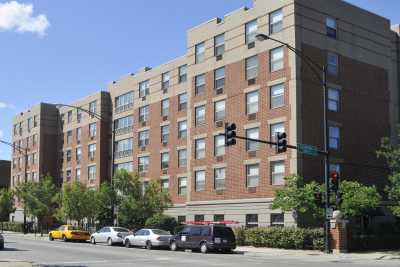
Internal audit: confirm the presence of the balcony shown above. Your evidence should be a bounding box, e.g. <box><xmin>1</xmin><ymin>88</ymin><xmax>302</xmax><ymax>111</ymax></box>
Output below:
<box><xmin>115</xmin><ymin>103</ymin><xmax>134</xmax><ymax>114</ymax></box>
<box><xmin>115</xmin><ymin>126</ymin><xmax>133</xmax><ymax>136</ymax></box>
<box><xmin>114</xmin><ymin>149</ymin><xmax>133</xmax><ymax>159</ymax></box>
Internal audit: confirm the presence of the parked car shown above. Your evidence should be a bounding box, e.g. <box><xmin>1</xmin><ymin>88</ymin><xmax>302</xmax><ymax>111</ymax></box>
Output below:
<box><xmin>124</xmin><ymin>228</ymin><xmax>172</xmax><ymax>249</ymax></box>
<box><xmin>0</xmin><ymin>233</ymin><xmax>4</xmax><ymax>250</ymax></box>
<box><xmin>48</xmin><ymin>225</ymin><xmax>90</xmax><ymax>242</ymax></box>
<box><xmin>90</xmin><ymin>227</ymin><xmax>131</xmax><ymax>246</ymax></box>
<box><xmin>169</xmin><ymin>224</ymin><xmax>236</xmax><ymax>253</ymax></box>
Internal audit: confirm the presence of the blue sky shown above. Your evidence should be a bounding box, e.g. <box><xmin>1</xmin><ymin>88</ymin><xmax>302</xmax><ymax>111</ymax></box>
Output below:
<box><xmin>0</xmin><ymin>0</ymin><xmax>399</xmax><ymax>160</ymax></box>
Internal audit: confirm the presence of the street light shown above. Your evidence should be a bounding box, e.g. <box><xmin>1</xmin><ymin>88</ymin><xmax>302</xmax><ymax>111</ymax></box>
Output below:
<box><xmin>256</xmin><ymin>33</ymin><xmax>332</xmax><ymax>253</ymax></box>
<box><xmin>0</xmin><ymin>139</ymin><xmax>29</xmax><ymax>234</ymax></box>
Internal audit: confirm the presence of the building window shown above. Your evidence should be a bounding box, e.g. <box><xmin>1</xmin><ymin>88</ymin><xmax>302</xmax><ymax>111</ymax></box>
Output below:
<box><xmin>177</xmin><ymin>216</ymin><xmax>186</xmax><ymax>224</ymax></box>
<box><xmin>246</xmin><ymin>164</ymin><xmax>259</xmax><ymax>187</ymax></box>
<box><xmin>270</xmin><ymin>122</ymin><xmax>285</xmax><ymax>142</ymax></box>
<box><xmin>76</xmin><ymin>109</ymin><xmax>82</xmax><ymax>123</ymax></box>
<box><xmin>270</xmin><ymin>46</ymin><xmax>284</xmax><ymax>72</ymax></box>
<box><xmin>161</xmin><ymin>125</ymin><xmax>169</xmax><ymax>144</ymax></box>
<box><xmin>270</xmin><ymin>83</ymin><xmax>285</xmax><ymax>109</ymax></box>
<box><xmin>162</xmin><ymin>72</ymin><xmax>170</xmax><ymax>90</ymax></box>
<box><xmin>178</xmin><ymin>148</ymin><xmax>187</xmax><ymax>168</ymax></box>
<box><xmin>178</xmin><ymin>177</ymin><xmax>187</xmax><ymax>195</ymax></box>
<box><xmin>327</xmin><ymin>52</ymin><xmax>338</xmax><ymax>76</ymax></box>
<box><xmin>139</xmin><ymin>80</ymin><xmax>150</xmax><ymax>98</ymax></box>
<box><xmin>326</xmin><ymin>17</ymin><xmax>337</xmax><ymax>39</ymax></box>
<box><xmin>246</xmin><ymin>214</ymin><xmax>258</xmax><ymax>228</ymax></box>
<box><xmin>138</xmin><ymin>156</ymin><xmax>150</xmax><ymax>173</ymax></box>
<box><xmin>114</xmin><ymin>116</ymin><xmax>133</xmax><ymax>135</ymax></box>
<box><xmin>214</xmin><ymin>214</ymin><xmax>224</xmax><ymax>222</ymax></box>
<box><xmin>214</xmin><ymin>135</ymin><xmax>225</xmax><ymax>157</ymax></box>
<box><xmin>179</xmin><ymin>65</ymin><xmax>187</xmax><ymax>83</ymax></box>
<box><xmin>246</xmin><ymin>55</ymin><xmax>258</xmax><ymax>80</ymax></box>
<box><xmin>89</xmin><ymin>123</ymin><xmax>97</xmax><ymax>138</ymax></box>
<box><xmin>88</xmin><ymin>165</ymin><xmax>96</xmax><ymax>180</ymax></box>
<box><xmin>246</xmin><ymin>127</ymin><xmax>259</xmax><ymax>151</ymax></box>
<box><xmin>178</xmin><ymin>120</ymin><xmax>187</xmax><ymax>139</ymax></box>
<box><xmin>66</xmin><ymin>150</ymin><xmax>72</xmax><ymax>162</ymax></box>
<box><xmin>329</xmin><ymin>126</ymin><xmax>340</xmax><ymax>150</ymax></box>
<box><xmin>328</xmin><ymin>88</ymin><xmax>340</xmax><ymax>112</ymax></box>
<box><xmin>32</xmin><ymin>153</ymin><xmax>36</xmax><ymax>165</ymax></box>
<box><xmin>195</xmin><ymin>170</ymin><xmax>206</xmax><ymax>192</ymax></box>
<box><xmin>76</xmin><ymin>168</ymin><xmax>81</xmax><ymax>181</ymax></box>
<box><xmin>138</xmin><ymin>130</ymin><xmax>150</xmax><ymax>147</ymax></box>
<box><xmin>33</xmin><ymin>115</ymin><xmax>38</xmax><ymax>127</ymax></box>
<box><xmin>271</xmin><ymin>161</ymin><xmax>285</xmax><ymax>185</ymax></box>
<box><xmin>76</xmin><ymin>128</ymin><xmax>81</xmax><ymax>143</ymax></box>
<box><xmin>195</xmin><ymin>138</ymin><xmax>206</xmax><ymax>159</ymax></box>
<box><xmin>89</xmin><ymin>101</ymin><xmax>97</xmax><ymax>117</ymax></box>
<box><xmin>161</xmin><ymin>152</ymin><xmax>169</xmax><ymax>169</ymax></box>
<box><xmin>269</xmin><ymin>9</ymin><xmax>283</xmax><ymax>34</ymax></box>
<box><xmin>214</xmin><ymin>33</ymin><xmax>225</xmax><ymax>56</ymax></box>
<box><xmin>195</xmin><ymin>74</ymin><xmax>206</xmax><ymax>96</ymax></box>
<box><xmin>67</xmin><ymin>131</ymin><xmax>72</xmax><ymax>144</ymax></box>
<box><xmin>246</xmin><ymin>90</ymin><xmax>259</xmax><ymax>114</ymax></box>
<box><xmin>66</xmin><ymin>170</ymin><xmax>72</xmax><ymax>181</ymax></box>
<box><xmin>115</xmin><ymin>138</ymin><xmax>133</xmax><ymax>158</ymax></box>
<box><xmin>195</xmin><ymin>105</ymin><xmax>206</xmax><ymax>126</ymax></box>
<box><xmin>161</xmin><ymin>99</ymin><xmax>169</xmax><ymax>117</ymax></box>
<box><xmin>115</xmin><ymin>91</ymin><xmax>134</xmax><ymax>113</ymax></box>
<box><xmin>195</xmin><ymin>42</ymin><xmax>205</xmax><ymax>64</ymax></box>
<box><xmin>178</xmin><ymin>93</ymin><xmax>187</xmax><ymax>111</ymax></box>
<box><xmin>67</xmin><ymin>111</ymin><xmax>72</xmax><ymax>124</ymax></box>
<box><xmin>76</xmin><ymin>147</ymin><xmax>82</xmax><ymax>162</ymax></box>
<box><xmin>214</xmin><ymin>67</ymin><xmax>225</xmax><ymax>89</ymax></box>
<box><xmin>214</xmin><ymin>100</ymin><xmax>225</xmax><ymax>122</ymax></box>
<box><xmin>245</xmin><ymin>19</ymin><xmax>257</xmax><ymax>44</ymax></box>
<box><xmin>88</xmin><ymin>144</ymin><xmax>96</xmax><ymax>160</ymax></box>
<box><xmin>161</xmin><ymin>178</ymin><xmax>169</xmax><ymax>192</ymax></box>
<box><xmin>214</xmin><ymin>167</ymin><xmax>225</xmax><ymax>190</ymax></box>
<box><xmin>194</xmin><ymin>214</ymin><xmax>204</xmax><ymax>222</ymax></box>
<box><xmin>139</xmin><ymin>105</ymin><xmax>149</xmax><ymax>123</ymax></box>
<box><xmin>271</xmin><ymin>213</ymin><xmax>284</xmax><ymax>227</ymax></box>
<box><xmin>115</xmin><ymin>162</ymin><xmax>133</xmax><ymax>172</ymax></box>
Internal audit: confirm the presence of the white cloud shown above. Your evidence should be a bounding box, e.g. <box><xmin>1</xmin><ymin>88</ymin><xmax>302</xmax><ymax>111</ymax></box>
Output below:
<box><xmin>0</xmin><ymin>1</ymin><xmax>50</xmax><ymax>36</ymax></box>
<box><xmin>0</xmin><ymin>101</ymin><xmax>15</xmax><ymax>109</ymax></box>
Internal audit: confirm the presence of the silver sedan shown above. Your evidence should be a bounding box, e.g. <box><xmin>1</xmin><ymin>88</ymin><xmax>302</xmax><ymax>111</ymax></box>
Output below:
<box><xmin>90</xmin><ymin>227</ymin><xmax>131</xmax><ymax>246</ymax></box>
<box><xmin>124</xmin><ymin>229</ymin><xmax>172</xmax><ymax>249</ymax></box>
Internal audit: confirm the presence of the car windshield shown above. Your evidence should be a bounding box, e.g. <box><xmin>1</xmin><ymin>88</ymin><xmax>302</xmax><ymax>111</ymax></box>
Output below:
<box><xmin>113</xmin><ymin>227</ymin><xmax>129</xmax><ymax>232</ymax></box>
<box><xmin>152</xmin><ymin>229</ymin><xmax>170</xmax><ymax>235</ymax></box>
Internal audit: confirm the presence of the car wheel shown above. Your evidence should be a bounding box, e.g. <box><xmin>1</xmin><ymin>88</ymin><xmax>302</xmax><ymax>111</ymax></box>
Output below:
<box><xmin>125</xmin><ymin>239</ymin><xmax>131</xmax><ymax>248</ymax></box>
<box><xmin>49</xmin><ymin>234</ymin><xmax>54</xmax><ymax>241</ymax></box>
<box><xmin>146</xmin><ymin>240</ymin><xmax>152</xmax><ymax>250</ymax></box>
<box><xmin>170</xmin><ymin>241</ymin><xmax>178</xmax><ymax>251</ymax></box>
<box><xmin>91</xmin><ymin>237</ymin><xmax>96</xmax><ymax>245</ymax></box>
<box><xmin>107</xmin><ymin>238</ymin><xmax>113</xmax><ymax>246</ymax></box>
<box><xmin>62</xmin><ymin>235</ymin><xmax>68</xmax><ymax>242</ymax></box>
<box><xmin>200</xmin><ymin>242</ymin><xmax>208</xmax><ymax>254</ymax></box>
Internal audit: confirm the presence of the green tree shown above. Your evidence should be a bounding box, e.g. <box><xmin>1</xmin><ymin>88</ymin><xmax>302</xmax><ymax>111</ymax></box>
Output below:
<box><xmin>0</xmin><ymin>189</ymin><xmax>15</xmax><ymax>222</ymax></box>
<box><xmin>377</xmin><ymin>137</ymin><xmax>400</xmax><ymax>216</ymax></box>
<box><xmin>145</xmin><ymin>214</ymin><xmax>177</xmax><ymax>233</ymax></box>
<box><xmin>95</xmin><ymin>182</ymin><xmax>118</xmax><ymax>227</ymax></box>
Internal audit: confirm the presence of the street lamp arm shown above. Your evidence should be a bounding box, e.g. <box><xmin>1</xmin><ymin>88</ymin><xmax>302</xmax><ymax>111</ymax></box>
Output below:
<box><xmin>54</xmin><ymin>103</ymin><xmax>104</xmax><ymax>121</ymax></box>
<box><xmin>0</xmin><ymin>139</ymin><xmax>28</xmax><ymax>155</ymax></box>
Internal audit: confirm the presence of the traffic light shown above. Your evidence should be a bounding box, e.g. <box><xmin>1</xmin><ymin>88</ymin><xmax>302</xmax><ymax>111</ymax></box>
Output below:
<box><xmin>329</xmin><ymin>171</ymin><xmax>339</xmax><ymax>192</ymax></box>
<box><xmin>314</xmin><ymin>191</ymin><xmax>323</xmax><ymax>207</ymax></box>
<box><xmin>276</xmin><ymin>132</ymin><xmax>287</xmax><ymax>153</ymax></box>
<box><xmin>224</xmin><ymin>122</ymin><xmax>237</xmax><ymax>146</ymax></box>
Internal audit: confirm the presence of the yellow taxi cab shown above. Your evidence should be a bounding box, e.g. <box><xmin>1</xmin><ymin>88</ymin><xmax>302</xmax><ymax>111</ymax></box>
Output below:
<box><xmin>49</xmin><ymin>225</ymin><xmax>90</xmax><ymax>242</ymax></box>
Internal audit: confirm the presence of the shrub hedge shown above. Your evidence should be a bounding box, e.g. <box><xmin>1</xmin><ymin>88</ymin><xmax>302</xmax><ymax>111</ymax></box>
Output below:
<box><xmin>233</xmin><ymin>227</ymin><xmax>324</xmax><ymax>250</ymax></box>
<box><xmin>0</xmin><ymin>222</ymin><xmax>25</xmax><ymax>233</ymax></box>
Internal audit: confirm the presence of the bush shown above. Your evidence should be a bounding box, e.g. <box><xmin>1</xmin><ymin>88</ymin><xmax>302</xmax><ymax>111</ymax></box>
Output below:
<box><xmin>233</xmin><ymin>227</ymin><xmax>324</xmax><ymax>250</ymax></box>
<box><xmin>145</xmin><ymin>214</ymin><xmax>177</xmax><ymax>233</ymax></box>
<box><xmin>0</xmin><ymin>222</ymin><xmax>24</xmax><ymax>233</ymax></box>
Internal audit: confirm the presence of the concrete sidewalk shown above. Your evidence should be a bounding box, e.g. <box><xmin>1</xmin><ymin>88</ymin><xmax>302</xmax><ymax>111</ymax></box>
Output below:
<box><xmin>0</xmin><ymin>261</ymin><xmax>32</xmax><ymax>267</ymax></box>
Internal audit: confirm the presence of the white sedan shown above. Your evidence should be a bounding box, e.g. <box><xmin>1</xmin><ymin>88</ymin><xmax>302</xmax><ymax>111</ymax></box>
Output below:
<box><xmin>123</xmin><ymin>228</ymin><xmax>172</xmax><ymax>249</ymax></box>
<box><xmin>90</xmin><ymin>226</ymin><xmax>131</xmax><ymax>246</ymax></box>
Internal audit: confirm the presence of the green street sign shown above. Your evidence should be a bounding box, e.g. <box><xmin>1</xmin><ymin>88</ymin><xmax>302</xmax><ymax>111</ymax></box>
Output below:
<box><xmin>297</xmin><ymin>143</ymin><xmax>318</xmax><ymax>156</ymax></box>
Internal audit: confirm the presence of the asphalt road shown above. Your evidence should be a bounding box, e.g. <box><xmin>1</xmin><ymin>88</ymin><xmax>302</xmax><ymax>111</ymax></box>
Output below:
<box><xmin>0</xmin><ymin>234</ymin><xmax>398</xmax><ymax>267</ymax></box>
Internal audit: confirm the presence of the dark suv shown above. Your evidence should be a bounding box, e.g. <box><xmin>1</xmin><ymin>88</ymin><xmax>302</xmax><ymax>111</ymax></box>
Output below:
<box><xmin>169</xmin><ymin>224</ymin><xmax>236</xmax><ymax>253</ymax></box>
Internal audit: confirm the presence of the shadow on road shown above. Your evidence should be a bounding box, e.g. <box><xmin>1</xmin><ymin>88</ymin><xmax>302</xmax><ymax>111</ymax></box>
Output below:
<box><xmin>0</xmin><ymin>247</ymin><xmax>30</xmax><ymax>251</ymax></box>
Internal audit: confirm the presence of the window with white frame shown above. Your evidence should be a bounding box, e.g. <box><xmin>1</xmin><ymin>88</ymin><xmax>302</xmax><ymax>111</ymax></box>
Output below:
<box><xmin>179</xmin><ymin>65</ymin><xmax>187</xmax><ymax>83</ymax></box>
<box><xmin>115</xmin><ymin>138</ymin><xmax>133</xmax><ymax>158</ymax></box>
<box><xmin>214</xmin><ymin>167</ymin><xmax>225</xmax><ymax>190</ymax></box>
<box><xmin>88</xmin><ymin>165</ymin><xmax>96</xmax><ymax>180</ymax></box>
<box><xmin>178</xmin><ymin>93</ymin><xmax>187</xmax><ymax>111</ymax></box>
<box><xmin>326</xmin><ymin>17</ymin><xmax>337</xmax><ymax>39</ymax></box>
<box><xmin>139</xmin><ymin>105</ymin><xmax>149</xmax><ymax>122</ymax></box>
<box><xmin>178</xmin><ymin>177</ymin><xmax>187</xmax><ymax>195</ymax></box>
<box><xmin>89</xmin><ymin>123</ymin><xmax>97</xmax><ymax>138</ymax></box>
<box><xmin>76</xmin><ymin>109</ymin><xmax>82</xmax><ymax>122</ymax></box>
<box><xmin>246</xmin><ymin>90</ymin><xmax>259</xmax><ymax>114</ymax></box>
<box><xmin>214</xmin><ymin>33</ymin><xmax>225</xmax><ymax>56</ymax></box>
<box><xmin>138</xmin><ymin>156</ymin><xmax>150</xmax><ymax>173</ymax></box>
<box><xmin>66</xmin><ymin>150</ymin><xmax>72</xmax><ymax>162</ymax></box>
<box><xmin>195</xmin><ymin>105</ymin><xmax>206</xmax><ymax>126</ymax></box>
<box><xmin>76</xmin><ymin>128</ymin><xmax>81</xmax><ymax>143</ymax></box>
<box><xmin>115</xmin><ymin>162</ymin><xmax>133</xmax><ymax>172</ymax></box>
<box><xmin>88</xmin><ymin>144</ymin><xmax>96</xmax><ymax>160</ymax></box>
<box><xmin>270</xmin><ymin>46</ymin><xmax>284</xmax><ymax>71</ymax></box>
<box><xmin>162</xmin><ymin>72</ymin><xmax>170</xmax><ymax>90</ymax></box>
<box><xmin>195</xmin><ymin>138</ymin><xmax>206</xmax><ymax>159</ymax></box>
<box><xmin>270</xmin><ymin>122</ymin><xmax>285</xmax><ymax>142</ymax></box>
<box><xmin>178</xmin><ymin>148</ymin><xmax>187</xmax><ymax>168</ymax></box>
<box><xmin>214</xmin><ymin>100</ymin><xmax>225</xmax><ymax>122</ymax></box>
<box><xmin>271</xmin><ymin>161</ymin><xmax>285</xmax><ymax>185</ymax></box>
<box><xmin>271</xmin><ymin>213</ymin><xmax>284</xmax><ymax>226</ymax></box>
<box><xmin>246</xmin><ymin>127</ymin><xmax>259</xmax><ymax>151</ymax></box>
<box><xmin>246</xmin><ymin>214</ymin><xmax>258</xmax><ymax>228</ymax></box>
<box><xmin>246</xmin><ymin>163</ymin><xmax>259</xmax><ymax>187</ymax></box>
<box><xmin>214</xmin><ymin>134</ymin><xmax>225</xmax><ymax>156</ymax></box>
<box><xmin>67</xmin><ymin>111</ymin><xmax>72</xmax><ymax>124</ymax></box>
<box><xmin>66</xmin><ymin>169</ymin><xmax>72</xmax><ymax>181</ymax></box>
<box><xmin>138</xmin><ymin>130</ymin><xmax>150</xmax><ymax>147</ymax></box>
<box><xmin>327</xmin><ymin>52</ymin><xmax>338</xmax><ymax>75</ymax></box>
<box><xmin>67</xmin><ymin>130</ymin><xmax>72</xmax><ymax>144</ymax></box>
<box><xmin>245</xmin><ymin>19</ymin><xmax>258</xmax><ymax>44</ymax></box>
<box><xmin>246</xmin><ymin>55</ymin><xmax>258</xmax><ymax>80</ymax></box>
<box><xmin>115</xmin><ymin>91</ymin><xmax>134</xmax><ymax>112</ymax></box>
<box><xmin>195</xmin><ymin>74</ymin><xmax>206</xmax><ymax>96</ymax></box>
<box><xmin>161</xmin><ymin>99</ymin><xmax>169</xmax><ymax>117</ymax></box>
<box><xmin>114</xmin><ymin>116</ymin><xmax>133</xmax><ymax>135</ymax></box>
<box><xmin>271</xmin><ymin>83</ymin><xmax>285</xmax><ymax>109</ymax></box>
<box><xmin>195</xmin><ymin>170</ymin><xmax>206</xmax><ymax>192</ymax></box>
<box><xmin>161</xmin><ymin>125</ymin><xmax>169</xmax><ymax>144</ymax></box>
<box><xmin>76</xmin><ymin>168</ymin><xmax>81</xmax><ymax>181</ymax></box>
<box><xmin>329</xmin><ymin>126</ymin><xmax>340</xmax><ymax>150</ymax></box>
<box><xmin>195</xmin><ymin>42</ymin><xmax>205</xmax><ymax>63</ymax></box>
<box><xmin>178</xmin><ymin>120</ymin><xmax>187</xmax><ymax>139</ymax></box>
<box><xmin>269</xmin><ymin>9</ymin><xmax>283</xmax><ymax>34</ymax></box>
<box><xmin>89</xmin><ymin>101</ymin><xmax>97</xmax><ymax>117</ymax></box>
<box><xmin>214</xmin><ymin>67</ymin><xmax>225</xmax><ymax>89</ymax></box>
<box><xmin>76</xmin><ymin>147</ymin><xmax>82</xmax><ymax>162</ymax></box>
<box><xmin>161</xmin><ymin>178</ymin><xmax>169</xmax><ymax>192</ymax></box>
<box><xmin>161</xmin><ymin>152</ymin><xmax>169</xmax><ymax>169</ymax></box>
<box><xmin>139</xmin><ymin>80</ymin><xmax>150</xmax><ymax>98</ymax></box>
<box><xmin>328</xmin><ymin>88</ymin><xmax>340</xmax><ymax>112</ymax></box>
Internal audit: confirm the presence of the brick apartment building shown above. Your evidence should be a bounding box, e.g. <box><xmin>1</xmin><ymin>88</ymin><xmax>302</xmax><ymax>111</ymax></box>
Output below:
<box><xmin>10</xmin><ymin>0</ymin><xmax>400</xmax><ymax>226</ymax></box>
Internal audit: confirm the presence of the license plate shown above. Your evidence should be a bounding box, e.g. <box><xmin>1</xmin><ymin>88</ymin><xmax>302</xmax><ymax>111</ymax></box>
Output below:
<box><xmin>214</xmin><ymin>238</ymin><xmax>221</xmax><ymax>244</ymax></box>
<box><xmin>223</xmin><ymin>239</ymin><xmax>227</xmax><ymax>243</ymax></box>
<box><xmin>181</xmin><ymin>236</ymin><xmax>186</xmax><ymax>242</ymax></box>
